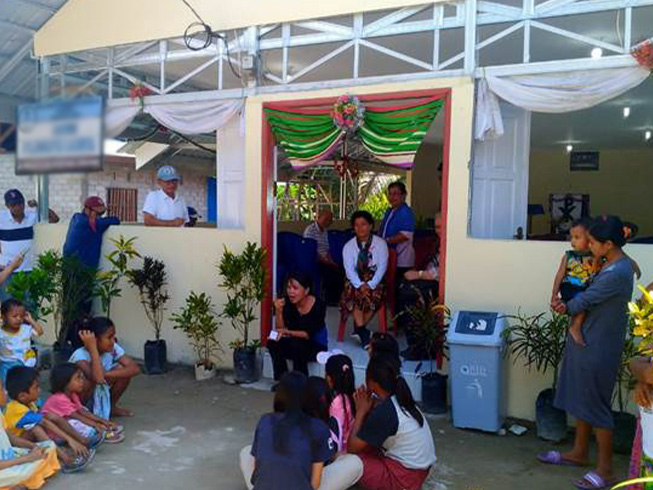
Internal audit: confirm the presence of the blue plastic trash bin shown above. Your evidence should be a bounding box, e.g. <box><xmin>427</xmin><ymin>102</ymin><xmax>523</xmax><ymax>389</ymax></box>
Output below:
<box><xmin>447</xmin><ymin>311</ymin><xmax>507</xmax><ymax>433</ymax></box>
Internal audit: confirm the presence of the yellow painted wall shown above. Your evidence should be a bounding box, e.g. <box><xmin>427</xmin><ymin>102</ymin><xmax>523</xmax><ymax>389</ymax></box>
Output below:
<box><xmin>411</xmin><ymin>143</ymin><xmax>442</xmax><ymax>223</ymax></box>
<box><xmin>35</xmin><ymin>0</ymin><xmax>447</xmax><ymax>56</ymax></box>
<box><xmin>529</xmin><ymin>149</ymin><xmax>653</xmax><ymax>237</ymax></box>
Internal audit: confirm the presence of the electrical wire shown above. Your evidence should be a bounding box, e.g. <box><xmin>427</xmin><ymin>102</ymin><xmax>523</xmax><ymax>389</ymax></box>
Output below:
<box><xmin>181</xmin><ymin>0</ymin><xmax>205</xmax><ymax>24</ymax></box>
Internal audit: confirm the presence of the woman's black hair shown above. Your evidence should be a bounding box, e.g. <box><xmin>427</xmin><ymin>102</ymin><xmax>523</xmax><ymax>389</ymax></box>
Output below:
<box><xmin>325</xmin><ymin>354</ymin><xmax>356</xmax><ymax>419</ymax></box>
<box><xmin>303</xmin><ymin>376</ymin><xmax>331</xmax><ymax>423</ymax></box>
<box><xmin>285</xmin><ymin>270</ymin><xmax>313</xmax><ymax>294</ymax></box>
<box><xmin>84</xmin><ymin>316</ymin><xmax>115</xmax><ymax>338</ymax></box>
<box><xmin>370</xmin><ymin>332</ymin><xmax>400</xmax><ymax>360</ymax></box>
<box><xmin>272</xmin><ymin>371</ymin><xmax>311</xmax><ymax>455</ymax></box>
<box><xmin>589</xmin><ymin>215</ymin><xmax>627</xmax><ymax>248</ymax></box>
<box><xmin>571</xmin><ymin>217</ymin><xmax>592</xmax><ymax>230</ymax></box>
<box><xmin>50</xmin><ymin>363</ymin><xmax>79</xmax><ymax>394</ymax></box>
<box><xmin>366</xmin><ymin>355</ymin><xmax>424</xmax><ymax>427</ymax></box>
<box><xmin>6</xmin><ymin>366</ymin><xmax>38</xmax><ymax>401</ymax></box>
<box><xmin>388</xmin><ymin>181</ymin><xmax>407</xmax><ymax>196</ymax></box>
<box><xmin>1</xmin><ymin>298</ymin><xmax>23</xmax><ymax>316</ymax></box>
<box><xmin>350</xmin><ymin>210</ymin><xmax>375</xmax><ymax>228</ymax></box>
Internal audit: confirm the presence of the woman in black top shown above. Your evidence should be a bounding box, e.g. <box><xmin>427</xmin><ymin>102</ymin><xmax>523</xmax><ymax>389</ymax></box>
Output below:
<box><xmin>268</xmin><ymin>271</ymin><xmax>328</xmax><ymax>385</ymax></box>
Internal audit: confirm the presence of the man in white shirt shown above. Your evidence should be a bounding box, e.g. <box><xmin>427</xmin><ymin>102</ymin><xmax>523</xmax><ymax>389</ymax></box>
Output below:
<box><xmin>303</xmin><ymin>210</ymin><xmax>343</xmax><ymax>305</ymax></box>
<box><xmin>143</xmin><ymin>165</ymin><xmax>189</xmax><ymax>227</ymax></box>
<box><xmin>0</xmin><ymin>189</ymin><xmax>59</xmax><ymax>300</ymax></box>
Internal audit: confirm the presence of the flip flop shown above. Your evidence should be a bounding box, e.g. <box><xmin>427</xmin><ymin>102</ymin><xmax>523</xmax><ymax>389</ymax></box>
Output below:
<box><xmin>105</xmin><ymin>430</ymin><xmax>125</xmax><ymax>444</ymax></box>
<box><xmin>536</xmin><ymin>451</ymin><xmax>583</xmax><ymax>467</ymax></box>
<box><xmin>573</xmin><ymin>471</ymin><xmax>615</xmax><ymax>489</ymax></box>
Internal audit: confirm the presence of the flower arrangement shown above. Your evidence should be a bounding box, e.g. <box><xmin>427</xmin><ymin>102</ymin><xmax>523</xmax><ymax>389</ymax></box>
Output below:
<box><xmin>129</xmin><ymin>84</ymin><xmax>153</xmax><ymax>110</ymax></box>
<box><xmin>332</xmin><ymin>94</ymin><xmax>365</xmax><ymax>132</ymax></box>
<box><xmin>628</xmin><ymin>285</ymin><xmax>653</xmax><ymax>355</ymax></box>
<box><xmin>632</xmin><ymin>40</ymin><xmax>653</xmax><ymax>71</ymax></box>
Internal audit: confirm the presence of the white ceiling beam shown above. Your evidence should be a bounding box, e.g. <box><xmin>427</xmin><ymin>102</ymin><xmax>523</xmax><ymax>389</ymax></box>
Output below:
<box><xmin>530</xmin><ymin>20</ymin><xmax>625</xmax><ymax>54</ymax></box>
<box><xmin>0</xmin><ymin>41</ymin><xmax>33</xmax><ymax>86</ymax></box>
<box><xmin>6</xmin><ymin>0</ymin><xmax>58</xmax><ymax>15</ymax></box>
<box><xmin>477</xmin><ymin>1</ymin><xmax>522</xmax><ymax>19</ymax></box>
<box><xmin>363</xmin><ymin>6</ymin><xmax>429</xmax><ymax>36</ymax></box>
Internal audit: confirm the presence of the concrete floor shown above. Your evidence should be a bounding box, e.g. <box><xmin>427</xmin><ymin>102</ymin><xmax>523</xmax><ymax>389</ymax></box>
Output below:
<box><xmin>44</xmin><ymin>367</ymin><xmax>630</xmax><ymax>490</ymax></box>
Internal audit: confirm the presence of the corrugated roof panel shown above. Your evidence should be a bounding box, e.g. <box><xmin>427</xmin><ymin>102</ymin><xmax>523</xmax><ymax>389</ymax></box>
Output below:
<box><xmin>0</xmin><ymin>0</ymin><xmax>68</xmax><ymax>106</ymax></box>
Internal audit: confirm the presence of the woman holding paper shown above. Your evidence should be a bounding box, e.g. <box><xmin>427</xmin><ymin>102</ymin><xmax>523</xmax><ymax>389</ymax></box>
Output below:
<box><xmin>267</xmin><ymin>271</ymin><xmax>328</xmax><ymax>389</ymax></box>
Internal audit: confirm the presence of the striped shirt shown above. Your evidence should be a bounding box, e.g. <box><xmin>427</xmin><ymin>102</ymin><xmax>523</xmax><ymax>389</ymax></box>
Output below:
<box><xmin>303</xmin><ymin>222</ymin><xmax>330</xmax><ymax>259</ymax></box>
<box><xmin>0</xmin><ymin>209</ymin><xmax>38</xmax><ymax>272</ymax></box>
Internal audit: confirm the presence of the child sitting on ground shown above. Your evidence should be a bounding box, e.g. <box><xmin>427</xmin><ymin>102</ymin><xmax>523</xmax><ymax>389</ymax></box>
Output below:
<box><xmin>70</xmin><ymin>317</ymin><xmax>140</xmax><ymax>419</ymax></box>
<box><xmin>4</xmin><ymin>366</ymin><xmax>97</xmax><ymax>473</ymax></box>
<box><xmin>324</xmin><ymin>354</ymin><xmax>356</xmax><ymax>453</ymax></box>
<box><xmin>303</xmin><ymin>376</ymin><xmax>339</xmax><ymax>462</ymax></box>
<box><xmin>551</xmin><ymin>219</ymin><xmax>598</xmax><ymax>346</ymax></box>
<box><xmin>42</xmin><ymin>363</ymin><xmax>124</xmax><ymax>444</ymax></box>
<box><xmin>0</xmin><ymin>411</ymin><xmax>60</xmax><ymax>489</ymax></box>
<box><xmin>0</xmin><ymin>299</ymin><xmax>44</xmax><ymax>385</ymax></box>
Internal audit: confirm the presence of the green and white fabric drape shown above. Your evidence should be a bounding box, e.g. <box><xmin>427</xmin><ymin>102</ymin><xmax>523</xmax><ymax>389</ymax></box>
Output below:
<box><xmin>264</xmin><ymin>97</ymin><xmax>443</xmax><ymax>171</ymax></box>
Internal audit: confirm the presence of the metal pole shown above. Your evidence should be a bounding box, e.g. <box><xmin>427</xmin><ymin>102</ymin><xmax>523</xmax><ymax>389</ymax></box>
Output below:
<box><xmin>36</xmin><ymin>57</ymin><xmax>50</xmax><ymax>222</ymax></box>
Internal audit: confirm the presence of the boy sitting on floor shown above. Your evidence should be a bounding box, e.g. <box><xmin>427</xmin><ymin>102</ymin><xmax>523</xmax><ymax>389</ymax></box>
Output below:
<box><xmin>4</xmin><ymin>366</ymin><xmax>101</xmax><ymax>473</ymax></box>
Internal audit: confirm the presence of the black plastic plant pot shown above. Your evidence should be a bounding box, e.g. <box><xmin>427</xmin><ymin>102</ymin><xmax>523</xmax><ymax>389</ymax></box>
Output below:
<box><xmin>144</xmin><ymin>339</ymin><xmax>167</xmax><ymax>375</ymax></box>
<box><xmin>536</xmin><ymin>388</ymin><xmax>568</xmax><ymax>442</ymax></box>
<box><xmin>233</xmin><ymin>347</ymin><xmax>258</xmax><ymax>384</ymax></box>
<box><xmin>53</xmin><ymin>342</ymin><xmax>75</xmax><ymax>366</ymax></box>
<box><xmin>612</xmin><ymin>411</ymin><xmax>637</xmax><ymax>455</ymax></box>
<box><xmin>421</xmin><ymin>372</ymin><xmax>448</xmax><ymax>415</ymax></box>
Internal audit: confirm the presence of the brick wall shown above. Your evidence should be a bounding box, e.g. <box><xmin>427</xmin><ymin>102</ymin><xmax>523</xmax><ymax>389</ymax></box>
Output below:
<box><xmin>0</xmin><ymin>155</ymin><xmax>210</xmax><ymax>223</ymax></box>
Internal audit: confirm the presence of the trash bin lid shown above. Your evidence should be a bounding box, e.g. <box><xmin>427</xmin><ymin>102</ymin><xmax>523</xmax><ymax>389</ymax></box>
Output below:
<box><xmin>447</xmin><ymin>311</ymin><xmax>507</xmax><ymax>347</ymax></box>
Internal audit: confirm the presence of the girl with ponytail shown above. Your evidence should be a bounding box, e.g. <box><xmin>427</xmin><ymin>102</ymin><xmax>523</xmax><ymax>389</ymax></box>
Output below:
<box><xmin>325</xmin><ymin>354</ymin><xmax>356</xmax><ymax>452</ymax></box>
<box><xmin>347</xmin><ymin>356</ymin><xmax>436</xmax><ymax>490</ymax></box>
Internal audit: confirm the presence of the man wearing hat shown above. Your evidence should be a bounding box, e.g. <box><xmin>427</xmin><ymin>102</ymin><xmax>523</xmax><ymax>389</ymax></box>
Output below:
<box><xmin>63</xmin><ymin>196</ymin><xmax>121</xmax><ymax>270</ymax></box>
<box><xmin>143</xmin><ymin>165</ymin><xmax>189</xmax><ymax>227</ymax></box>
<box><xmin>0</xmin><ymin>189</ymin><xmax>59</xmax><ymax>299</ymax></box>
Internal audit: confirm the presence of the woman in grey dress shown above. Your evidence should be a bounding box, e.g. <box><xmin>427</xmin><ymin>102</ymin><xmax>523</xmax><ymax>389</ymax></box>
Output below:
<box><xmin>539</xmin><ymin>216</ymin><xmax>634</xmax><ymax>489</ymax></box>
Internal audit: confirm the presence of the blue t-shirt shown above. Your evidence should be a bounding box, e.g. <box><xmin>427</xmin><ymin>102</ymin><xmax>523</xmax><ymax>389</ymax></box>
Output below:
<box><xmin>62</xmin><ymin>213</ymin><xmax>120</xmax><ymax>269</ymax></box>
<box><xmin>250</xmin><ymin>413</ymin><xmax>334</xmax><ymax>490</ymax></box>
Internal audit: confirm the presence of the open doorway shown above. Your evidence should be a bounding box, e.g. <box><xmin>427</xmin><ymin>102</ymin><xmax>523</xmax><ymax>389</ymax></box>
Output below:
<box><xmin>260</xmin><ymin>89</ymin><xmax>451</xmax><ymax>391</ymax></box>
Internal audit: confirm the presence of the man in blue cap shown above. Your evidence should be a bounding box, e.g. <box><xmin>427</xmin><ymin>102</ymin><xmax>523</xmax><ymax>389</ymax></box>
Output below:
<box><xmin>0</xmin><ymin>189</ymin><xmax>59</xmax><ymax>299</ymax></box>
<box><xmin>143</xmin><ymin>165</ymin><xmax>189</xmax><ymax>227</ymax></box>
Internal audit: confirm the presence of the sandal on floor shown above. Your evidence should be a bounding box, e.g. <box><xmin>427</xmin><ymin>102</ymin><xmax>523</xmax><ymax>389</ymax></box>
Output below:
<box><xmin>572</xmin><ymin>471</ymin><xmax>615</xmax><ymax>489</ymax></box>
<box><xmin>536</xmin><ymin>451</ymin><xmax>583</xmax><ymax>467</ymax></box>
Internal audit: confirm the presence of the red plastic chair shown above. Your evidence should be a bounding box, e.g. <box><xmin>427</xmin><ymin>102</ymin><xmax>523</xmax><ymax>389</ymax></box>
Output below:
<box><xmin>337</xmin><ymin>302</ymin><xmax>388</xmax><ymax>342</ymax></box>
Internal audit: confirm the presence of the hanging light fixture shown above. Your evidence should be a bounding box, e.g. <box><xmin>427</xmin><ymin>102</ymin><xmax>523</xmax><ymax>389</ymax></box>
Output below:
<box><xmin>591</xmin><ymin>47</ymin><xmax>603</xmax><ymax>59</ymax></box>
<box><xmin>646</xmin><ymin>130</ymin><xmax>652</xmax><ymax>141</ymax></box>
<box><xmin>566</xmin><ymin>145</ymin><xmax>574</xmax><ymax>153</ymax></box>
<box><xmin>623</xmin><ymin>107</ymin><xmax>631</xmax><ymax>118</ymax></box>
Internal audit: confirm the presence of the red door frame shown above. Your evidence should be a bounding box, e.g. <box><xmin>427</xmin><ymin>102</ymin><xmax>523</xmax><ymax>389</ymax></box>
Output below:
<box><xmin>260</xmin><ymin>88</ymin><xmax>453</xmax><ymax>343</ymax></box>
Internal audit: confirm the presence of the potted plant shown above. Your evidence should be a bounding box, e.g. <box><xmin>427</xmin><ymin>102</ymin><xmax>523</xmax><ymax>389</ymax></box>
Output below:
<box><xmin>170</xmin><ymin>291</ymin><xmax>222</xmax><ymax>381</ymax></box>
<box><xmin>94</xmin><ymin>236</ymin><xmax>140</xmax><ymax>318</ymax></box>
<box><xmin>402</xmin><ymin>288</ymin><xmax>449</xmax><ymax>414</ymax></box>
<box><xmin>503</xmin><ymin>310</ymin><xmax>569</xmax><ymax>442</ymax></box>
<box><xmin>217</xmin><ymin>242</ymin><xmax>266</xmax><ymax>384</ymax></box>
<box><xmin>127</xmin><ymin>256</ymin><xmax>170</xmax><ymax>375</ymax></box>
<box><xmin>8</xmin><ymin>250</ymin><xmax>59</xmax><ymax>322</ymax></box>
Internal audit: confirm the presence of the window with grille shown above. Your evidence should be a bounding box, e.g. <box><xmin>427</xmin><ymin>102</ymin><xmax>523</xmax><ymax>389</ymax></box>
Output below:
<box><xmin>107</xmin><ymin>188</ymin><xmax>137</xmax><ymax>222</ymax></box>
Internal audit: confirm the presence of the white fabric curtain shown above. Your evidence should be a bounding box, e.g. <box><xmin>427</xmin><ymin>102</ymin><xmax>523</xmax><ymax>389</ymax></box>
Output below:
<box><xmin>475</xmin><ymin>66</ymin><xmax>651</xmax><ymax>140</ymax></box>
<box><xmin>105</xmin><ymin>98</ymin><xmax>244</xmax><ymax>138</ymax></box>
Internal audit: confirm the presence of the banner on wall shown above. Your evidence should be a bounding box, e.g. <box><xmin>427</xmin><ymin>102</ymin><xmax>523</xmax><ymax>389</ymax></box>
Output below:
<box><xmin>16</xmin><ymin>96</ymin><xmax>105</xmax><ymax>175</ymax></box>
